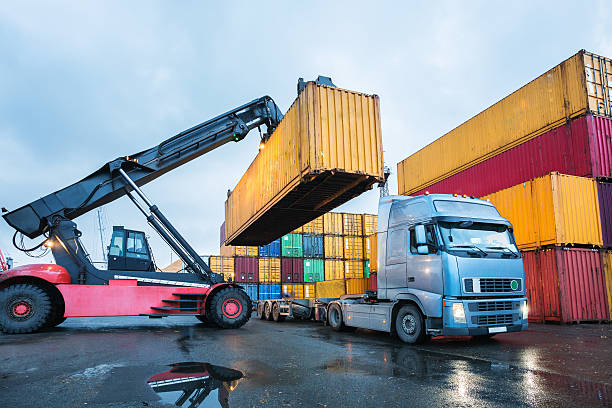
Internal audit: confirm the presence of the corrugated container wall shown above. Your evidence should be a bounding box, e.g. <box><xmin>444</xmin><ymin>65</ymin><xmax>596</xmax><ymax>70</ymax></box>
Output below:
<box><xmin>522</xmin><ymin>248</ymin><xmax>609</xmax><ymax>323</ymax></box>
<box><xmin>323</xmin><ymin>213</ymin><xmax>343</xmax><ymax>235</ymax></box>
<box><xmin>235</xmin><ymin>246</ymin><xmax>259</xmax><ymax>257</ymax></box>
<box><xmin>398</xmin><ymin>50</ymin><xmax>612</xmax><ymax>196</ymax></box>
<box><xmin>363</xmin><ymin>214</ymin><xmax>378</xmax><ymax>236</ymax></box>
<box><xmin>411</xmin><ymin>114</ymin><xmax>612</xmax><ymax>198</ymax></box>
<box><xmin>604</xmin><ymin>251</ymin><xmax>612</xmax><ymax>319</ymax></box>
<box><xmin>242</xmin><ymin>284</ymin><xmax>258</xmax><ymax>301</ymax></box>
<box><xmin>259</xmin><ymin>258</ymin><xmax>281</xmax><ymax>283</ymax></box>
<box><xmin>281</xmin><ymin>258</ymin><xmax>303</xmax><ymax>283</ymax></box>
<box><xmin>219</xmin><ymin>244</ymin><xmax>235</xmax><ymax>257</ymax></box>
<box><xmin>303</xmin><ymin>216</ymin><xmax>324</xmax><ymax>235</ymax></box>
<box><xmin>259</xmin><ymin>284</ymin><xmax>281</xmax><ymax>300</ymax></box>
<box><xmin>209</xmin><ymin>256</ymin><xmax>234</xmax><ymax>281</ymax></box>
<box><xmin>324</xmin><ymin>259</ymin><xmax>344</xmax><ymax>280</ymax></box>
<box><xmin>303</xmin><ymin>259</ymin><xmax>324</xmax><ymax>283</ymax></box>
<box><xmin>483</xmin><ymin>173</ymin><xmax>602</xmax><ymax>250</ymax></box>
<box><xmin>345</xmin><ymin>260</ymin><xmax>364</xmax><ymax>279</ymax></box>
<box><xmin>220</xmin><ymin>222</ymin><xmax>225</xmax><ymax>247</ymax></box>
<box><xmin>342</xmin><ymin>213</ymin><xmax>364</xmax><ymax>236</ymax></box>
<box><xmin>344</xmin><ymin>236</ymin><xmax>364</xmax><ymax>260</ymax></box>
<box><xmin>234</xmin><ymin>257</ymin><xmax>259</xmax><ymax>283</ymax></box>
<box><xmin>258</xmin><ymin>239</ymin><xmax>281</xmax><ymax>257</ymax></box>
<box><xmin>316</xmin><ymin>280</ymin><xmax>346</xmax><ymax>298</ymax></box>
<box><xmin>225</xmin><ymin>82</ymin><xmax>384</xmax><ymax>245</ymax></box>
<box><xmin>346</xmin><ymin>278</ymin><xmax>369</xmax><ymax>294</ymax></box>
<box><xmin>282</xmin><ymin>283</ymin><xmax>315</xmax><ymax>299</ymax></box>
<box><xmin>281</xmin><ymin>233</ymin><xmax>303</xmax><ymax>257</ymax></box>
<box><xmin>366</xmin><ymin>234</ymin><xmax>377</xmax><ymax>273</ymax></box>
<box><xmin>324</xmin><ymin>235</ymin><xmax>344</xmax><ymax>259</ymax></box>
<box><xmin>303</xmin><ymin>235</ymin><xmax>324</xmax><ymax>258</ymax></box>
<box><xmin>597</xmin><ymin>182</ymin><xmax>612</xmax><ymax>248</ymax></box>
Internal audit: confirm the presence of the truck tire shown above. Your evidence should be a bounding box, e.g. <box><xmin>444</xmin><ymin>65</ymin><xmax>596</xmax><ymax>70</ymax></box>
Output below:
<box><xmin>272</xmin><ymin>302</ymin><xmax>285</xmax><ymax>322</ymax></box>
<box><xmin>44</xmin><ymin>293</ymin><xmax>66</xmax><ymax>328</ymax></box>
<box><xmin>327</xmin><ymin>303</ymin><xmax>345</xmax><ymax>331</ymax></box>
<box><xmin>257</xmin><ymin>302</ymin><xmax>266</xmax><ymax>319</ymax></box>
<box><xmin>206</xmin><ymin>287</ymin><xmax>251</xmax><ymax>329</ymax></box>
<box><xmin>264</xmin><ymin>302</ymin><xmax>273</xmax><ymax>321</ymax></box>
<box><xmin>196</xmin><ymin>315</ymin><xmax>219</xmax><ymax>327</ymax></box>
<box><xmin>0</xmin><ymin>284</ymin><xmax>52</xmax><ymax>334</ymax></box>
<box><xmin>395</xmin><ymin>304</ymin><xmax>427</xmax><ymax>344</ymax></box>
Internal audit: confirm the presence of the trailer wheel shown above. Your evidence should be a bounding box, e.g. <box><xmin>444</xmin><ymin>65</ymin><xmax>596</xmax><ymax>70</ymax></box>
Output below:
<box><xmin>264</xmin><ymin>302</ymin><xmax>273</xmax><ymax>321</ymax></box>
<box><xmin>327</xmin><ymin>303</ymin><xmax>345</xmax><ymax>331</ymax></box>
<box><xmin>257</xmin><ymin>302</ymin><xmax>266</xmax><ymax>320</ymax></box>
<box><xmin>0</xmin><ymin>284</ymin><xmax>52</xmax><ymax>334</ymax></box>
<box><xmin>395</xmin><ymin>305</ymin><xmax>426</xmax><ymax>344</ymax></box>
<box><xmin>207</xmin><ymin>287</ymin><xmax>251</xmax><ymax>329</ymax></box>
<box><xmin>272</xmin><ymin>302</ymin><xmax>285</xmax><ymax>322</ymax></box>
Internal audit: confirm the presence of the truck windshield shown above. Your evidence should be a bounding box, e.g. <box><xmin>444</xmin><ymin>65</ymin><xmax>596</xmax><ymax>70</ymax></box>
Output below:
<box><xmin>438</xmin><ymin>221</ymin><xmax>517</xmax><ymax>252</ymax></box>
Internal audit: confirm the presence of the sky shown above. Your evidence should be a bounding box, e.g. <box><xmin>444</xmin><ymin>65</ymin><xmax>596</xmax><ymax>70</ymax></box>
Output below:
<box><xmin>1</xmin><ymin>1</ymin><xmax>610</xmax><ymax>269</ymax></box>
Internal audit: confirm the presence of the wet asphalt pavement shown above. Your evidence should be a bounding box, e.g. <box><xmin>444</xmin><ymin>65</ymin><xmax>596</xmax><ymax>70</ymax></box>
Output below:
<box><xmin>0</xmin><ymin>314</ymin><xmax>610</xmax><ymax>407</ymax></box>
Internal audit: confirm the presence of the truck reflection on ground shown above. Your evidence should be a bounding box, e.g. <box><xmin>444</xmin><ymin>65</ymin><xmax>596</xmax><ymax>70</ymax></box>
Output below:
<box><xmin>147</xmin><ymin>362</ymin><xmax>243</xmax><ymax>408</ymax></box>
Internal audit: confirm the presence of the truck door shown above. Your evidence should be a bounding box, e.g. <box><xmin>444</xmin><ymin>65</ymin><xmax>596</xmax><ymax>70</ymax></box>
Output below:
<box><xmin>107</xmin><ymin>228</ymin><xmax>126</xmax><ymax>270</ymax></box>
<box><xmin>407</xmin><ymin>224</ymin><xmax>443</xmax><ymax>296</ymax></box>
<box><xmin>125</xmin><ymin>231</ymin><xmax>153</xmax><ymax>271</ymax></box>
<box><xmin>385</xmin><ymin>228</ymin><xmax>408</xmax><ymax>295</ymax></box>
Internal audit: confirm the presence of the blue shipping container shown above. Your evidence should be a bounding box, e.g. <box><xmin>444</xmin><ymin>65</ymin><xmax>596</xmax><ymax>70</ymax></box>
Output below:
<box><xmin>259</xmin><ymin>284</ymin><xmax>281</xmax><ymax>300</ymax></box>
<box><xmin>242</xmin><ymin>284</ymin><xmax>258</xmax><ymax>302</ymax></box>
<box><xmin>302</xmin><ymin>235</ymin><xmax>324</xmax><ymax>258</ymax></box>
<box><xmin>259</xmin><ymin>239</ymin><xmax>281</xmax><ymax>257</ymax></box>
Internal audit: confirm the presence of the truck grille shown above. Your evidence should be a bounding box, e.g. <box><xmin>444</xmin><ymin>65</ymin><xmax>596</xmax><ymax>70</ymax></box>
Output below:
<box><xmin>479</xmin><ymin>278</ymin><xmax>521</xmax><ymax>292</ymax></box>
<box><xmin>468</xmin><ymin>301</ymin><xmax>516</xmax><ymax>312</ymax></box>
<box><xmin>473</xmin><ymin>314</ymin><xmax>515</xmax><ymax>326</ymax></box>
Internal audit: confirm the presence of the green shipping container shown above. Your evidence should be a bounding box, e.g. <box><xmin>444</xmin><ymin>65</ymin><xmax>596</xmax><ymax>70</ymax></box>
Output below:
<box><xmin>364</xmin><ymin>260</ymin><xmax>371</xmax><ymax>278</ymax></box>
<box><xmin>281</xmin><ymin>233</ymin><xmax>303</xmax><ymax>257</ymax></box>
<box><xmin>303</xmin><ymin>259</ymin><xmax>324</xmax><ymax>282</ymax></box>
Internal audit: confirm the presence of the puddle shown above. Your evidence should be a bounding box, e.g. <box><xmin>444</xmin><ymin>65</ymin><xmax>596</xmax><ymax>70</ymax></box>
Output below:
<box><xmin>147</xmin><ymin>362</ymin><xmax>243</xmax><ymax>408</ymax></box>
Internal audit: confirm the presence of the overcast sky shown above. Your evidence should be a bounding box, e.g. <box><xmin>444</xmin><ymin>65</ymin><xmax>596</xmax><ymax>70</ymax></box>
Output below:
<box><xmin>1</xmin><ymin>1</ymin><xmax>610</xmax><ymax>269</ymax></box>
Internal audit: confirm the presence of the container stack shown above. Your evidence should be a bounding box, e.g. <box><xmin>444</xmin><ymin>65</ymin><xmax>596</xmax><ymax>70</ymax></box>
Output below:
<box><xmin>397</xmin><ymin>50</ymin><xmax>612</xmax><ymax>323</ymax></box>
<box><xmin>212</xmin><ymin>212</ymin><xmax>377</xmax><ymax>301</ymax></box>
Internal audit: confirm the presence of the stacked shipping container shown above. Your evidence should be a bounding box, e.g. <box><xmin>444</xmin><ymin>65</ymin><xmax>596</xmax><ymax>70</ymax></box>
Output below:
<box><xmin>212</xmin><ymin>212</ymin><xmax>378</xmax><ymax>301</ymax></box>
<box><xmin>398</xmin><ymin>50</ymin><xmax>612</xmax><ymax>323</ymax></box>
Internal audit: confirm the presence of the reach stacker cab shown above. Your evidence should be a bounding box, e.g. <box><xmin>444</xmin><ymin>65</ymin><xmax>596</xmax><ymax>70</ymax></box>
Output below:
<box><xmin>258</xmin><ymin>193</ymin><xmax>529</xmax><ymax>344</ymax></box>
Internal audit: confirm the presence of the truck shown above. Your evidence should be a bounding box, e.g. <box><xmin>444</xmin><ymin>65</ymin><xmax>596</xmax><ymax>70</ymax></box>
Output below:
<box><xmin>257</xmin><ymin>193</ymin><xmax>529</xmax><ymax>343</ymax></box>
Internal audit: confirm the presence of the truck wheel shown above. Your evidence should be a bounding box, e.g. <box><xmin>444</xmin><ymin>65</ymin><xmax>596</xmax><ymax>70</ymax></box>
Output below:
<box><xmin>206</xmin><ymin>287</ymin><xmax>251</xmax><ymax>329</ymax></box>
<box><xmin>196</xmin><ymin>315</ymin><xmax>219</xmax><ymax>327</ymax></box>
<box><xmin>327</xmin><ymin>303</ymin><xmax>345</xmax><ymax>331</ymax></box>
<box><xmin>395</xmin><ymin>305</ymin><xmax>426</xmax><ymax>344</ymax></box>
<box><xmin>264</xmin><ymin>302</ymin><xmax>273</xmax><ymax>321</ymax></box>
<box><xmin>257</xmin><ymin>302</ymin><xmax>266</xmax><ymax>320</ymax></box>
<box><xmin>44</xmin><ymin>294</ymin><xmax>66</xmax><ymax>328</ymax></box>
<box><xmin>0</xmin><ymin>284</ymin><xmax>52</xmax><ymax>334</ymax></box>
<box><xmin>272</xmin><ymin>302</ymin><xmax>285</xmax><ymax>322</ymax></box>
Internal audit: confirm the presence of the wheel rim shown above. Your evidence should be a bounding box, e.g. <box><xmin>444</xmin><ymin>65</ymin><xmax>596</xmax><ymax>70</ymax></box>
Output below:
<box><xmin>330</xmin><ymin>308</ymin><xmax>340</xmax><ymax>326</ymax></box>
<box><xmin>222</xmin><ymin>298</ymin><xmax>242</xmax><ymax>319</ymax></box>
<box><xmin>402</xmin><ymin>313</ymin><xmax>417</xmax><ymax>335</ymax></box>
<box><xmin>9</xmin><ymin>299</ymin><xmax>34</xmax><ymax>321</ymax></box>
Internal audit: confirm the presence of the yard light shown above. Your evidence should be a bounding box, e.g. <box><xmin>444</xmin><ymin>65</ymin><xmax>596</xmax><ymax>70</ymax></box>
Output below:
<box><xmin>452</xmin><ymin>302</ymin><xmax>466</xmax><ymax>323</ymax></box>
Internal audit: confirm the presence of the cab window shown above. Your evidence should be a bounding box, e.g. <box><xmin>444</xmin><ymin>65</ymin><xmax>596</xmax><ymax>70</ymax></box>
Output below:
<box><xmin>126</xmin><ymin>231</ymin><xmax>147</xmax><ymax>258</ymax></box>
<box><xmin>108</xmin><ymin>230</ymin><xmax>125</xmax><ymax>256</ymax></box>
<box><xmin>386</xmin><ymin>229</ymin><xmax>407</xmax><ymax>263</ymax></box>
<box><xmin>409</xmin><ymin>225</ymin><xmax>438</xmax><ymax>255</ymax></box>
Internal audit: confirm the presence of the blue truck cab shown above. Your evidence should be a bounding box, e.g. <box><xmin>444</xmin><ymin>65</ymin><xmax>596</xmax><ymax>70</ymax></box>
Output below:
<box><xmin>327</xmin><ymin>194</ymin><xmax>528</xmax><ymax>343</ymax></box>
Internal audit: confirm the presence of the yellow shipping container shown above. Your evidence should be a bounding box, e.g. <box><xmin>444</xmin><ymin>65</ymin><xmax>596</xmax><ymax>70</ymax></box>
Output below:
<box><xmin>603</xmin><ymin>251</ymin><xmax>612</xmax><ymax>320</ymax></box>
<box><xmin>363</xmin><ymin>214</ymin><xmax>378</xmax><ymax>236</ymax></box>
<box><xmin>303</xmin><ymin>216</ymin><xmax>324</xmax><ymax>235</ymax></box>
<box><xmin>219</xmin><ymin>244</ymin><xmax>235</xmax><ymax>257</ymax></box>
<box><xmin>225</xmin><ymin>82</ymin><xmax>384</xmax><ymax>245</ymax></box>
<box><xmin>316</xmin><ymin>280</ymin><xmax>346</xmax><ymax>298</ymax></box>
<box><xmin>324</xmin><ymin>235</ymin><xmax>344</xmax><ymax>258</ymax></box>
<box><xmin>398</xmin><ymin>50</ymin><xmax>612</xmax><ymax>195</ymax></box>
<box><xmin>292</xmin><ymin>226</ymin><xmax>303</xmax><ymax>234</ymax></box>
<box><xmin>259</xmin><ymin>257</ymin><xmax>281</xmax><ymax>283</ymax></box>
<box><xmin>344</xmin><ymin>236</ymin><xmax>364</xmax><ymax>259</ymax></box>
<box><xmin>346</xmin><ymin>278</ymin><xmax>368</xmax><ymax>294</ymax></box>
<box><xmin>324</xmin><ymin>259</ymin><xmax>345</xmax><ymax>280</ymax></box>
<box><xmin>342</xmin><ymin>213</ymin><xmax>364</xmax><ymax>236</ymax></box>
<box><xmin>365</xmin><ymin>234</ymin><xmax>377</xmax><ymax>273</ymax></box>
<box><xmin>345</xmin><ymin>260</ymin><xmax>364</xmax><ymax>278</ymax></box>
<box><xmin>208</xmin><ymin>256</ymin><xmax>235</xmax><ymax>281</ymax></box>
<box><xmin>483</xmin><ymin>173</ymin><xmax>602</xmax><ymax>250</ymax></box>
<box><xmin>235</xmin><ymin>246</ymin><xmax>259</xmax><ymax>257</ymax></box>
<box><xmin>323</xmin><ymin>212</ymin><xmax>343</xmax><ymax>235</ymax></box>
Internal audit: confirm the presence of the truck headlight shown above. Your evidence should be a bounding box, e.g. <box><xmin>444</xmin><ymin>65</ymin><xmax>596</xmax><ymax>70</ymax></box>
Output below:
<box><xmin>452</xmin><ymin>303</ymin><xmax>466</xmax><ymax>323</ymax></box>
<box><xmin>521</xmin><ymin>301</ymin><xmax>529</xmax><ymax>320</ymax></box>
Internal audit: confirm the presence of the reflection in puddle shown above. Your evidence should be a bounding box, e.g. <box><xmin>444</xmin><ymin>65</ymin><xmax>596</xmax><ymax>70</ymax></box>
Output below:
<box><xmin>147</xmin><ymin>362</ymin><xmax>243</xmax><ymax>408</ymax></box>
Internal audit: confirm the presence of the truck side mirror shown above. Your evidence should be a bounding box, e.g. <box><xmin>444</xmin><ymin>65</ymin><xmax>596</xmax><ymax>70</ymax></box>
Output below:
<box><xmin>415</xmin><ymin>225</ymin><xmax>427</xmax><ymax>245</ymax></box>
<box><xmin>417</xmin><ymin>245</ymin><xmax>429</xmax><ymax>255</ymax></box>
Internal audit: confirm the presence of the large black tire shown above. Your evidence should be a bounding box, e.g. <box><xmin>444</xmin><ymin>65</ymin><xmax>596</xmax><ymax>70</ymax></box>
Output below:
<box><xmin>0</xmin><ymin>284</ymin><xmax>52</xmax><ymax>334</ymax></box>
<box><xmin>196</xmin><ymin>315</ymin><xmax>219</xmax><ymax>327</ymax></box>
<box><xmin>257</xmin><ymin>302</ymin><xmax>266</xmax><ymax>320</ymax></box>
<box><xmin>206</xmin><ymin>287</ymin><xmax>251</xmax><ymax>329</ymax></box>
<box><xmin>327</xmin><ymin>303</ymin><xmax>345</xmax><ymax>331</ymax></box>
<box><xmin>272</xmin><ymin>302</ymin><xmax>285</xmax><ymax>322</ymax></box>
<box><xmin>395</xmin><ymin>304</ymin><xmax>427</xmax><ymax>344</ymax></box>
<box><xmin>264</xmin><ymin>302</ymin><xmax>273</xmax><ymax>321</ymax></box>
<box><xmin>44</xmin><ymin>292</ymin><xmax>65</xmax><ymax>328</ymax></box>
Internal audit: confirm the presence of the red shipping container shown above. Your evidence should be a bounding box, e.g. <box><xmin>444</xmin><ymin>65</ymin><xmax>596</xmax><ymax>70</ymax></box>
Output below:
<box><xmin>412</xmin><ymin>114</ymin><xmax>612</xmax><ymax>197</ymax></box>
<box><xmin>523</xmin><ymin>248</ymin><xmax>609</xmax><ymax>323</ymax></box>
<box><xmin>598</xmin><ymin>182</ymin><xmax>612</xmax><ymax>248</ymax></box>
<box><xmin>220</xmin><ymin>222</ymin><xmax>226</xmax><ymax>247</ymax></box>
<box><xmin>234</xmin><ymin>257</ymin><xmax>258</xmax><ymax>283</ymax></box>
<box><xmin>368</xmin><ymin>273</ymin><xmax>377</xmax><ymax>291</ymax></box>
<box><xmin>281</xmin><ymin>258</ymin><xmax>303</xmax><ymax>283</ymax></box>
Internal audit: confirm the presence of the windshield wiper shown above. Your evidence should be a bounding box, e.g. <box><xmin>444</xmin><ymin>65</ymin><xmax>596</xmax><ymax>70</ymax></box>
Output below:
<box><xmin>486</xmin><ymin>246</ymin><xmax>519</xmax><ymax>258</ymax></box>
<box><xmin>450</xmin><ymin>244</ymin><xmax>488</xmax><ymax>257</ymax></box>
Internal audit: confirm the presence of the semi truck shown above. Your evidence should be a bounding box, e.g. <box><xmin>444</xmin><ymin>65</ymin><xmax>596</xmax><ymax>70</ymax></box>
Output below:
<box><xmin>257</xmin><ymin>193</ymin><xmax>529</xmax><ymax>343</ymax></box>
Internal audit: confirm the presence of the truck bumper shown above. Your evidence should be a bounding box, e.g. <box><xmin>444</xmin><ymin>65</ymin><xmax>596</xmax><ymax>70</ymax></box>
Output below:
<box><xmin>441</xmin><ymin>322</ymin><xmax>528</xmax><ymax>337</ymax></box>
